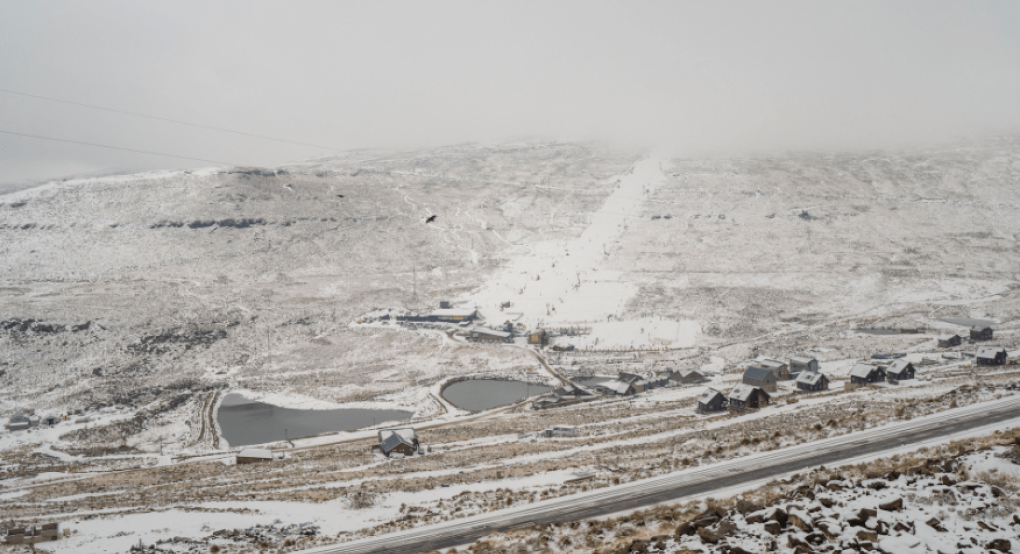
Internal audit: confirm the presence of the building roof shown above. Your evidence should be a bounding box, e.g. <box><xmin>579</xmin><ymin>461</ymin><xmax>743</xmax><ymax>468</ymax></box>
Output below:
<box><xmin>430</xmin><ymin>308</ymin><xmax>478</xmax><ymax>318</ymax></box>
<box><xmin>849</xmin><ymin>363</ymin><xmax>880</xmax><ymax>378</ymax></box>
<box><xmin>698</xmin><ymin>388</ymin><xmax>725</xmax><ymax>404</ymax></box>
<box><xmin>471</xmin><ymin>327</ymin><xmax>511</xmax><ymax>338</ymax></box>
<box><xmin>971</xmin><ymin>325</ymin><xmax>993</xmax><ymax>331</ymax></box>
<box><xmin>789</xmin><ymin>356</ymin><xmax>817</xmax><ymax>365</ymax></box>
<box><xmin>238</xmin><ymin>447</ymin><xmax>273</xmax><ymax>459</ymax></box>
<box><xmin>937</xmin><ymin>333</ymin><xmax>960</xmax><ymax>340</ymax></box>
<box><xmin>601</xmin><ymin>379</ymin><xmax>634</xmax><ymax>395</ymax></box>
<box><xmin>743</xmin><ymin>366</ymin><xmax>775</xmax><ymax>382</ymax></box>
<box><xmin>8</xmin><ymin>414</ymin><xmax>30</xmax><ymax>424</ymax></box>
<box><xmin>886</xmin><ymin>359</ymin><xmax>913</xmax><ymax>373</ymax></box>
<box><xmin>796</xmin><ymin>372</ymin><xmax>826</xmax><ymax>386</ymax></box>
<box><xmin>729</xmin><ymin>384</ymin><xmax>761</xmax><ymax>402</ymax></box>
<box><xmin>379</xmin><ymin>428</ymin><xmax>417</xmax><ymax>454</ymax></box>
<box><xmin>976</xmin><ymin>346</ymin><xmax>1007</xmax><ymax>359</ymax></box>
<box><xmin>760</xmin><ymin>359</ymin><xmax>786</xmax><ymax>370</ymax></box>
<box><xmin>618</xmin><ymin>372</ymin><xmax>642</xmax><ymax>383</ymax></box>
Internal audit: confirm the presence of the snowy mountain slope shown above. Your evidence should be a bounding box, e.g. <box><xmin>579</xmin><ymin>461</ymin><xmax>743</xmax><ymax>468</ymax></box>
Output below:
<box><xmin>0</xmin><ymin>142</ymin><xmax>639</xmax><ymax>427</ymax></box>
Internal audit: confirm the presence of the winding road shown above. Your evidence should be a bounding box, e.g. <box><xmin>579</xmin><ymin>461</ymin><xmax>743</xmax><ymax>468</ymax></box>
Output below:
<box><xmin>302</xmin><ymin>394</ymin><xmax>1020</xmax><ymax>554</ymax></box>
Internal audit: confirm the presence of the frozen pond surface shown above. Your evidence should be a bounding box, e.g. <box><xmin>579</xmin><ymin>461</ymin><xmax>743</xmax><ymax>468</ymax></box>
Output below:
<box><xmin>217</xmin><ymin>394</ymin><xmax>413</xmax><ymax>447</ymax></box>
<box><xmin>441</xmin><ymin>379</ymin><xmax>553</xmax><ymax>412</ymax></box>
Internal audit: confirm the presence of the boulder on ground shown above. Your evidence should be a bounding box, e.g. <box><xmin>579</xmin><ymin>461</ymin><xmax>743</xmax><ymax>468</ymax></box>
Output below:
<box><xmin>878</xmin><ymin>497</ymin><xmax>903</xmax><ymax>511</ymax></box>
<box><xmin>986</xmin><ymin>539</ymin><xmax>1011</xmax><ymax>552</ymax></box>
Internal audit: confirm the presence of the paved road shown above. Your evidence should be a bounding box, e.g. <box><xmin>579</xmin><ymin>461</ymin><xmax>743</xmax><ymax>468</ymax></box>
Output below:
<box><xmin>303</xmin><ymin>394</ymin><xmax>1020</xmax><ymax>554</ymax></box>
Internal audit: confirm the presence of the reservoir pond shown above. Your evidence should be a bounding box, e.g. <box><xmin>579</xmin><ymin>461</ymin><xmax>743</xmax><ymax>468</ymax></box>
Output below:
<box><xmin>217</xmin><ymin>394</ymin><xmax>413</xmax><ymax>447</ymax></box>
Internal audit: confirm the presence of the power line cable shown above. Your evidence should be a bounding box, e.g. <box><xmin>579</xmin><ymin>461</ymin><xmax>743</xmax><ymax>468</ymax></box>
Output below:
<box><xmin>0</xmin><ymin>87</ymin><xmax>343</xmax><ymax>152</ymax></box>
<box><xmin>0</xmin><ymin>129</ymin><xmax>237</xmax><ymax>165</ymax></box>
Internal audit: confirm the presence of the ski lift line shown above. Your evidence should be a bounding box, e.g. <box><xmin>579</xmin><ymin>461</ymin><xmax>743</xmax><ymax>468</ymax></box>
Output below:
<box><xmin>0</xmin><ymin>129</ymin><xmax>239</xmax><ymax>166</ymax></box>
<box><xmin>0</xmin><ymin>88</ymin><xmax>346</xmax><ymax>152</ymax></box>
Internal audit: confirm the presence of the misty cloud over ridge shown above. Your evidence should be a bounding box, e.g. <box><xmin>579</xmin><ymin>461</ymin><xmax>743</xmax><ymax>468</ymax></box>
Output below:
<box><xmin>2</xmin><ymin>1</ymin><xmax>1020</xmax><ymax>183</ymax></box>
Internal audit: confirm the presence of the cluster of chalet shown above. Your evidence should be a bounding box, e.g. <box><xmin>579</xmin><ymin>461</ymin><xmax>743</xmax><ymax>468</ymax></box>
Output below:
<box><xmin>698</xmin><ymin>356</ymin><xmax>830</xmax><ymax>414</ymax></box>
<box><xmin>5</xmin><ymin>407</ymin><xmax>89</xmax><ymax>431</ymax></box>
<box><xmin>592</xmin><ymin>368</ymin><xmax>708</xmax><ymax>398</ymax></box>
<box><xmin>532</xmin><ymin>384</ymin><xmax>594</xmax><ymax>410</ymax></box>
<box><xmin>372</xmin><ymin>428</ymin><xmax>421</xmax><ymax>458</ymax></box>
<box><xmin>848</xmin><ymin>357</ymin><xmax>923</xmax><ymax>386</ymax></box>
<box><xmin>937</xmin><ymin>325</ymin><xmax>995</xmax><ymax>348</ymax></box>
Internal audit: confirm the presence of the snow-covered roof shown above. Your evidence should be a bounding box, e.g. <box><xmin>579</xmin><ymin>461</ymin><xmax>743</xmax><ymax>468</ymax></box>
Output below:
<box><xmin>238</xmin><ymin>447</ymin><xmax>273</xmax><ymax>459</ymax></box>
<box><xmin>849</xmin><ymin>363</ymin><xmax>880</xmax><ymax>378</ymax></box>
<box><xmin>789</xmin><ymin>356</ymin><xmax>817</xmax><ymax>365</ymax></box>
<box><xmin>971</xmin><ymin>325</ymin><xmax>993</xmax><ymax>331</ymax></box>
<box><xmin>976</xmin><ymin>346</ymin><xmax>1007</xmax><ymax>359</ymax></box>
<box><xmin>430</xmin><ymin>309</ymin><xmax>478</xmax><ymax>317</ymax></box>
<box><xmin>379</xmin><ymin>428</ymin><xmax>417</xmax><ymax>454</ymax></box>
<box><xmin>796</xmin><ymin>372</ymin><xmax>826</xmax><ymax>385</ymax></box>
<box><xmin>729</xmin><ymin>383</ymin><xmax>761</xmax><ymax>402</ymax></box>
<box><xmin>472</xmin><ymin>327</ymin><xmax>511</xmax><ymax>338</ymax></box>
<box><xmin>760</xmin><ymin>359</ymin><xmax>786</xmax><ymax>370</ymax></box>
<box><xmin>698</xmin><ymin>388</ymin><xmax>724</xmax><ymax>404</ymax></box>
<box><xmin>8</xmin><ymin>414</ymin><xmax>30</xmax><ymax>424</ymax></box>
<box><xmin>886</xmin><ymin>359</ymin><xmax>912</xmax><ymax>373</ymax></box>
<box><xmin>601</xmin><ymin>379</ymin><xmax>634</xmax><ymax>395</ymax></box>
<box><xmin>618</xmin><ymin>372</ymin><xmax>642</xmax><ymax>383</ymax></box>
<box><xmin>743</xmin><ymin>366</ymin><xmax>774</xmax><ymax>381</ymax></box>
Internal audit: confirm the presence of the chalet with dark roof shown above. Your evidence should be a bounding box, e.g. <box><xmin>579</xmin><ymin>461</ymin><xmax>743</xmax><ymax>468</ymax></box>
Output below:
<box><xmin>970</xmin><ymin>326</ymin><xmax>993</xmax><ymax>341</ymax></box>
<box><xmin>885</xmin><ymin>359</ymin><xmax>916</xmax><ymax>381</ymax></box>
<box><xmin>743</xmin><ymin>366</ymin><xmax>778</xmax><ymax>393</ymax></box>
<box><xmin>697</xmin><ymin>388</ymin><xmax>727</xmax><ymax>413</ymax></box>
<box><xmin>937</xmin><ymin>334</ymin><xmax>962</xmax><ymax>348</ymax></box>
<box><xmin>976</xmin><ymin>347</ymin><xmax>1007</xmax><ymax>366</ymax></box>
<box><xmin>849</xmin><ymin>363</ymin><xmax>885</xmax><ymax>385</ymax></box>
<box><xmin>789</xmin><ymin>356</ymin><xmax>819</xmax><ymax>374</ymax></box>
<box><xmin>728</xmin><ymin>384</ymin><xmax>770</xmax><ymax>410</ymax></box>
<box><xmin>795</xmin><ymin>371</ymin><xmax>829</xmax><ymax>392</ymax></box>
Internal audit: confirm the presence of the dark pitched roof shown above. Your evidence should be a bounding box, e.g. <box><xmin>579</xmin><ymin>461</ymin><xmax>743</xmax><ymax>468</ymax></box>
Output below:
<box><xmin>743</xmin><ymin>366</ymin><xmax>775</xmax><ymax>381</ymax></box>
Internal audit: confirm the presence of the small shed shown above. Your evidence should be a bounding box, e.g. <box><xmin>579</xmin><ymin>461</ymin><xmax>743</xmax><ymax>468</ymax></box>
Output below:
<box><xmin>789</xmin><ymin>356</ymin><xmax>819</xmax><ymax>374</ymax></box>
<box><xmin>697</xmin><ymin>388</ymin><xmax>727</xmax><ymax>413</ymax></box>
<box><xmin>970</xmin><ymin>326</ymin><xmax>993</xmax><ymax>341</ymax></box>
<box><xmin>885</xmin><ymin>359</ymin><xmax>916</xmax><ymax>381</ymax></box>
<box><xmin>795</xmin><ymin>371</ymin><xmax>829</xmax><ymax>392</ymax></box>
<box><xmin>937</xmin><ymin>334</ymin><xmax>962</xmax><ymax>348</ymax></box>
<box><xmin>41</xmin><ymin>415</ymin><xmax>61</xmax><ymax>426</ymax></box>
<box><xmin>975</xmin><ymin>347</ymin><xmax>1008</xmax><ymax>366</ymax></box>
<box><xmin>7</xmin><ymin>414</ymin><xmax>31</xmax><ymax>431</ymax></box>
<box><xmin>728</xmin><ymin>384</ymin><xmax>770</xmax><ymax>410</ymax></box>
<box><xmin>760</xmin><ymin>359</ymin><xmax>790</xmax><ymax>380</ymax></box>
<box><xmin>742</xmin><ymin>366</ymin><xmax>778</xmax><ymax>393</ymax></box>
<box><xmin>377</xmin><ymin>428</ymin><xmax>419</xmax><ymax>457</ymax></box>
<box><xmin>236</xmin><ymin>447</ymin><xmax>274</xmax><ymax>464</ymax></box>
<box><xmin>849</xmin><ymin>363</ymin><xmax>885</xmax><ymax>385</ymax></box>
<box><xmin>542</xmin><ymin>425</ymin><xmax>577</xmax><ymax>438</ymax></box>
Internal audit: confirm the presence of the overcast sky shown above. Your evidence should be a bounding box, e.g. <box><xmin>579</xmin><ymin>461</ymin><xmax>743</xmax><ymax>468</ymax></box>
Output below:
<box><xmin>2</xmin><ymin>1</ymin><xmax>1020</xmax><ymax>184</ymax></box>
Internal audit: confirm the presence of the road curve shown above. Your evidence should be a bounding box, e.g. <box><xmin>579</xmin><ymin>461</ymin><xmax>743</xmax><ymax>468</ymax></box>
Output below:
<box><xmin>301</xmin><ymin>394</ymin><xmax>1020</xmax><ymax>554</ymax></box>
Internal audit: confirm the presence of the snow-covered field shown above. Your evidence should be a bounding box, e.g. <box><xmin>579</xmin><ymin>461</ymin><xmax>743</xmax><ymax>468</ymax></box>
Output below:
<box><xmin>2</xmin><ymin>138</ymin><xmax>1020</xmax><ymax>553</ymax></box>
